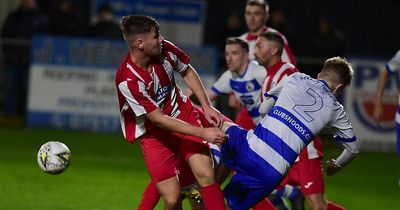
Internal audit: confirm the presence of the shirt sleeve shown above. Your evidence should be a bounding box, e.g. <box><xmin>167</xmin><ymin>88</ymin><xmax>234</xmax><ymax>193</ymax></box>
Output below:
<box><xmin>264</xmin><ymin>73</ymin><xmax>293</xmax><ymax>100</ymax></box>
<box><xmin>386</xmin><ymin>50</ymin><xmax>400</xmax><ymax>73</ymax></box>
<box><xmin>330</xmin><ymin>103</ymin><xmax>356</xmax><ymax>142</ymax></box>
<box><xmin>118</xmin><ymin>80</ymin><xmax>158</xmax><ymax>117</ymax></box>
<box><xmin>210</xmin><ymin>71</ymin><xmax>232</xmax><ymax>95</ymax></box>
<box><xmin>329</xmin><ymin>102</ymin><xmax>359</xmax><ymax>166</ymax></box>
<box><xmin>162</xmin><ymin>40</ymin><xmax>190</xmax><ymax>73</ymax></box>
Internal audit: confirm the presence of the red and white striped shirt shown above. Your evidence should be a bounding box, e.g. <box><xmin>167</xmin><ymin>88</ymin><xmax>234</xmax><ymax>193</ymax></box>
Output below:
<box><xmin>239</xmin><ymin>26</ymin><xmax>296</xmax><ymax>64</ymax></box>
<box><xmin>262</xmin><ymin>61</ymin><xmax>298</xmax><ymax>100</ymax></box>
<box><xmin>115</xmin><ymin>40</ymin><xmax>191</xmax><ymax>143</ymax></box>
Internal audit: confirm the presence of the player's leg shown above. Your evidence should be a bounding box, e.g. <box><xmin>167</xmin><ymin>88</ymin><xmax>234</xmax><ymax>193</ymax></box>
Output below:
<box><xmin>281</xmin><ymin>185</ymin><xmax>304</xmax><ymax>210</ymax></box>
<box><xmin>297</xmin><ymin>158</ymin><xmax>328</xmax><ymax>210</ymax></box>
<box><xmin>156</xmin><ymin>177</ymin><xmax>182</xmax><ymax>209</ymax></box>
<box><xmin>304</xmin><ymin>193</ymin><xmax>327</xmax><ymax>210</ymax></box>
<box><xmin>138</xmin><ymin>182</ymin><xmax>160</xmax><ymax>210</ymax></box>
<box><xmin>252</xmin><ymin>198</ymin><xmax>277</xmax><ymax>210</ymax></box>
<box><xmin>224</xmin><ymin>173</ymin><xmax>274</xmax><ymax>210</ymax></box>
<box><xmin>177</xmin><ymin>106</ymin><xmax>227</xmax><ymax>210</ymax></box>
<box><xmin>184</xmin><ymin>146</ymin><xmax>225</xmax><ymax>210</ymax></box>
<box><xmin>178</xmin><ymin>156</ymin><xmax>204</xmax><ymax>210</ymax></box>
<box><xmin>305</xmin><ymin>194</ymin><xmax>345</xmax><ymax>210</ymax></box>
<box><xmin>326</xmin><ymin>201</ymin><xmax>345</xmax><ymax>210</ymax></box>
<box><xmin>140</xmin><ymin>135</ymin><xmax>182</xmax><ymax>210</ymax></box>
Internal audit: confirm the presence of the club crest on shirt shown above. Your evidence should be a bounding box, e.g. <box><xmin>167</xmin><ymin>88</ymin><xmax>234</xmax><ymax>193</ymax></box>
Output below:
<box><xmin>246</xmin><ymin>82</ymin><xmax>255</xmax><ymax>92</ymax></box>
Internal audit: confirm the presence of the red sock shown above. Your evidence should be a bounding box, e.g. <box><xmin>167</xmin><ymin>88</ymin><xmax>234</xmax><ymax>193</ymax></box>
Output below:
<box><xmin>252</xmin><ymin>198</ymin><xmax>276</xmax><ymax>210</ymax></box>
<box><xmin>327</xmin><ymin>201</ymin><xmax>345</xmax><ymax>210</ymax></box>
<box><xmin>201</xmin><ymin>183</ymin><xmax>226</xmax><ymax>210</ymax></box>
<box><xmin>138</xmin><ymin>182</ymin><xmax>160</xmax><ymax>210</ymax></box>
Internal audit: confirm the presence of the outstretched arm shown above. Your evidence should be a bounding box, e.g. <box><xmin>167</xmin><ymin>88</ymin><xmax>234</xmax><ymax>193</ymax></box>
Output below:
<box><xmin>326</xmin><ymin>140</ymin><xmax>359</xmax><ymax>176</ymax></box>
<box><xmin>146</xmin><ymin>108</ymin><xmax>226</xmax><ymax>144</ymax></box>
<box><xmin>373</xmin><ymin>69</ymin><xmax>389</xmax><ymax>122</ymax></box>
<box><xmin>181</xmin><ymin>65</ymin><xmax>222</xmax><ymax>127</ymax></box>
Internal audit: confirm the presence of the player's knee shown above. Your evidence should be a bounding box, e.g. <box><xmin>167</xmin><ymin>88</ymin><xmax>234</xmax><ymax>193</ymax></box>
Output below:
<box><xmin>162</xmin><ymin>194</ymin><xmax>181</xmax><ymax>208</ymax></box>
<box><xmin>194</xmin><ymin>169</ymin><xmax>215</xmax><ymax>186</ymax></box>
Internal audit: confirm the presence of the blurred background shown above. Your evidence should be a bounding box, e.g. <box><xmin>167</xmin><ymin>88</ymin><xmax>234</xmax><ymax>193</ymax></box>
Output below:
<box><xmin>0</xmin><ymin>1</ymin><xmax>399</xmax><ymax>209</ymax></box>
<box><xmin>0</xmin><ymin>0</ymin><xmax>398</xmax><ymax>151</ymax></box>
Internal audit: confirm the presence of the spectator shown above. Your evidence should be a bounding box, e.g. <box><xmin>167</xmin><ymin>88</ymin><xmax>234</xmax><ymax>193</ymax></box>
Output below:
<box><xmin>1</xmin><ymin>0</ymin><xmax>48</xmax><ymax>117</ymax></box>
<box><xmin>49</xmin><ymin>0</ymin><xmax>83</xmax><ymax>36</ymax></box>
<box><xmin>310</xmin><ymin>14</ymin><xmax>347</xmax><ymax>58</ymax></box>
<box><xmin>89</xmin><ymin>3</ymin><xmax>122</xmax><ymax>40</ymax></box>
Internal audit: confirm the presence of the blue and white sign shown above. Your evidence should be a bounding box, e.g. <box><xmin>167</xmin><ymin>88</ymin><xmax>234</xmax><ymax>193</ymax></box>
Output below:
<box><xmin>27</xmin><ymin>36</ymin><xmax>125</xmax><ymax>132</ymax></box>
<box><xmin>92</xmin><ymin>0</ymin><xmax>206</xmax><ymax>45</ymax></box>
<box><xmin>344</xmin><ymin>58</ymin><xmax>398</xmax><ymax>151</ymax></box>
<box><xmin>27</xmin><ymin>36</ymin><xmax>218</xmax><ymax>132</ymax></box>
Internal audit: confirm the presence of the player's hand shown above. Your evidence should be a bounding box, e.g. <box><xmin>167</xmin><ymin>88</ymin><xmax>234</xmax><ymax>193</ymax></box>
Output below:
<box><xmin>372</xmin><ymin>104</ymin><xmax>383</xmax><ymax>123</ymax></box>
<box><xmin>259</xmin><ymin>97</ymin><xmax>275</xmax><ymax>117</ymax></box>
<box><xmin>326</xmin><ymin>159</ymin><xmax>342</xmax><ymax>176</ymax></box>
<box><xmin>201</xmin><ymin>127</ymin><xmax>227</xmax><ymax>144</ymax></box>
<box><xmin>202</xmin><ymin>105</ymin><xmax>223</xmax><ymax>128</ymax></box>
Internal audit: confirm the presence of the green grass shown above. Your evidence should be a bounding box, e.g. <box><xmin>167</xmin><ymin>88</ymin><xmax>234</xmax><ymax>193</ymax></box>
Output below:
<box><xmin>0</xmin><ymin>127</ymin><xmax>399</xmax><ymax>209</ymax></box>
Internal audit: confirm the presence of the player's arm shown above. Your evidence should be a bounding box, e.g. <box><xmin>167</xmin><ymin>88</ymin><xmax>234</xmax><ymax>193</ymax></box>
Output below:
<box><xmin>326</xmin><ymin>140</ymin><xmax>359</xmax><ymax>176</ymax></box>
<box><xmin>181</xmin><ymin>65</ymin><xmax>222</xmax><ymax>126</ymax></box>
<box><xmin>183</xmin><ymin>89</ymin><xmax>218</xmax><ymax>102</ymax></box>
<box><xmin>146</xmin><ymin>108</ymin><xmax>226</xmax><ymax>144</ymax></box>
<box><xmin>327</xmin><ymin>106</ymin><xmax>360</xmax><ymax>176</ymax></box>
<box><xmin>118</xmin><ymin>79</ymin><xmax>225</xmax><ymax>143</ymax></box>
<box><xmin>372</xmin><ymin>68</ymin><xmax>389</xmax><ymax>122</ymax></box>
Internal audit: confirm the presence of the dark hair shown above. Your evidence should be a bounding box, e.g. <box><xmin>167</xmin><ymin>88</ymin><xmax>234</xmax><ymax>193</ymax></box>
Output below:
<box><xmin>259</xmin><ymin>31</ymin><xmax>284</xmax><ymax>55</ymax></box>
<box><xmin>246</xmin><ymin>0</ymin><xmax>269</xmax><ymax>13</ymax></box>
<box><xmin>226</xmin><ymin>37</ymin><xmax>249</xmax><ymax>53</ymax></box>
<box><xmin>321</xmin><ymin>57</ymin><xmax>353</xmax><ymax>87</ymax></box>
<box><xmin>120</xmin><ymin>15</ymin><xmax>160</xmax><ymax>38</ymax></box>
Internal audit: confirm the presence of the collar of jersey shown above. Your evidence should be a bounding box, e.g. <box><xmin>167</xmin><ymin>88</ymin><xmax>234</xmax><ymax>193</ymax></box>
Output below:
<box><xmin>126</xmin><ymin>52</ymin><xmax>154</xmax><ymax>82</ymax></box>
<box><xmin>267</xmin><ymin>60</ymin><xmax>285</xmax><ymax>75</ymax></box>
<box><xmin>238</xmin><ymin>61</ymin><xmax>251</xmax><ymax>78</ymax></box>
<box><xmin>318</xmin><ymin>79</ymin><xmax>331</xmax><ymax>92</ymax></box>
<box><xmin>246</xmin><ymin>26</ymin><xmax>268</xmax><ymax>41</ymax></box>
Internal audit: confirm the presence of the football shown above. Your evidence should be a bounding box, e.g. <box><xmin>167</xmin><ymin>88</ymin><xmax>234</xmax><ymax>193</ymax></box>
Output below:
<box><xmin>37</xmin><ymin>141</ymin><xmax>71</xmax><ymax>174</ymax></box>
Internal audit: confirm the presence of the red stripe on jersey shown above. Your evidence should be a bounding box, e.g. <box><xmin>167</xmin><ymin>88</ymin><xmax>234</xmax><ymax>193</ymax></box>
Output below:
<box><xmin>115</xmin><ymin>40</ymin><xmax>191</xmax><ymax>142</ymax></box>
<box><xmin>126</xmin><ymin>80</ymin><xmax>157</xmax><ymax>114</ymax></box>
<box><xmin>245</xmin><ymin>26</ymin><xmax>268</xmax><ymax>41</ymax></box>
<box><xmin>163</xmin><ymin>40</ymin><xmax>190</xmax><ymax>65</ymax></box>
<box><xmin>123</xmin><ymin>108</ymin><xmax>138</xmax><ymax>143</ymax></box>
<box><xmin>262</xmin><ymin>61</ymin><xmax>298</xmax><ymax>99</ymax></box>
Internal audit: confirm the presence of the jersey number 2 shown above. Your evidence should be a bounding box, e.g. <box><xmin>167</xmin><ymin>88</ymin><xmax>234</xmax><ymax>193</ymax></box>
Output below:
<box><xmin>293</xmin><ymin>88</ymin><xmax>323</xmax><ymax>122</ymax></box>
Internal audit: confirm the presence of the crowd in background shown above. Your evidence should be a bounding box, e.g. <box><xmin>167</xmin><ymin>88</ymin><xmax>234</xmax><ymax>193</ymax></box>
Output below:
<box><xmin>0</xmin><ymin>0</ymin><xmax>122</xmax><ymax>118</ymax></box>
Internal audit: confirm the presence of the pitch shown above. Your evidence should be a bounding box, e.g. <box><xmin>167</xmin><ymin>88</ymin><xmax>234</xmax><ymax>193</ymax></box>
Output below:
<box><xmin>0</xmin><ymin>127</ymin><xmax>398</xmax><ymax>209</ymax></box>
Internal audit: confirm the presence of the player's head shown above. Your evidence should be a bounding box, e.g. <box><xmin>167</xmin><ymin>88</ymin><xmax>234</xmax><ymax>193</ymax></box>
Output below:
<box><xmin>254</xmin><ymin>31</ymin><xmax>284</xmax><ymax>68</ymax></box>
<box><xmin>318</xmin><ymin>57</ymin><xmax>353</xmax><ymax>96</ymax></box>
<box><xmin>120</xmin><ymin>15</ymin><xmax>162</xmax><ymax>57</ymax></box>
<box><xmin>225</xmin><ymin>37</ymin><xmax>249</xmax><ymax>73</ymax></box>
<box><xmin>245</xmin><ymin>0</ymin><xmax>269</xmax><ymax>33</ymax></box>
